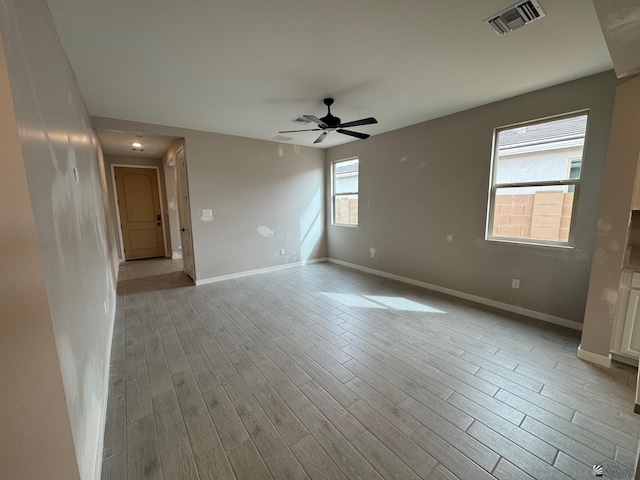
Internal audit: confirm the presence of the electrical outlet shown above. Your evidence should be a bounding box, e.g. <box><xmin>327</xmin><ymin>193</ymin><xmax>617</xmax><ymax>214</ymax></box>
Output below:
<box><xmin>201</xmin><ymin>209</ymin><xmax>213</xmax><ymax>217</ymax></box>
<box><xmin>512</xmin><ymin>279</ymin><xmax>520</xmax><ymax>289</ymax></box>
<box><xmin>280</xmin><ymin>249</ymin><xmax>285</xmax><ymax>255</ymax></box>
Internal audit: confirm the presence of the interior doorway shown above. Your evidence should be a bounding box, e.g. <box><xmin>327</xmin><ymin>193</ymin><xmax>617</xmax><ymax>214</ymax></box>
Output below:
<box><xmin>114</xmin><ymin>166</ymin><xmax>166</xmax><ymax>260</ymax></box>
<box><xmin>175</xmin><ymin>147</ymin><xmax>196</xmax><ymax>280</ymax></box>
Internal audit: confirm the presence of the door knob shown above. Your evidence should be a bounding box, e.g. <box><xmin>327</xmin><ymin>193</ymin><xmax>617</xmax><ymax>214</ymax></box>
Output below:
<box><xmin>181</xmin><ymin>228</ymin><xmax>186</xmax><ymax>232</ymax></box>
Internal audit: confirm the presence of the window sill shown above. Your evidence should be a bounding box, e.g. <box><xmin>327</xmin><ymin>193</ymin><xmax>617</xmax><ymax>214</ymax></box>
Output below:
<box><xmin>484</xmin><ymin>237</ymin><xmax>575</xmax><ymax>249</ymax></box>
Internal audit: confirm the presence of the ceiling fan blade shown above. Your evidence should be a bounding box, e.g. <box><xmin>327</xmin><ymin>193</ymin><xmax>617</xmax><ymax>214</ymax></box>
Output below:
<box><xmin>303</xmin><ymin>115</ymin><xmax>329</xmax><ymax>128</ymax></box>
<box><xmin>337</xmin><ymin>129</ymin><xmax>370</xmax><ymax>140</ymax></box>
<box><xmin>278</xmin><ymin>128</ymin><xmax>322</xmax><ymax>133</ymax></box>
<box><xmin>337</xmin><ymin>117</ymin><xmax>378</xmax><ymax>128</ymax></box>
<box><xmin>314</xmin><ymin>132</ymin><xmax>329</xmax><ymax>144</ymax></box>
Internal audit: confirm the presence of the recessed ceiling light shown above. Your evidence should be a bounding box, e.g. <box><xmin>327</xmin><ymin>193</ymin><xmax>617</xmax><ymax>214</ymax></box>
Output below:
<box><xmin>132</xmin><ymin>142</ymin><xmax>142</xmax><ymax>148</ymax></box>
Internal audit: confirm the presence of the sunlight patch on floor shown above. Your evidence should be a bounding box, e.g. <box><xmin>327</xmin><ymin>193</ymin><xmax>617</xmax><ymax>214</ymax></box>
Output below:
<box><xmin>364</xmin><ymin>295</ymin><xmax>445</xmax><ymax>313</ymax></box>
<box><xmin>320</xmin><ymin>292</ymin><xmax>445</xmax><ymax>312</ymax></box>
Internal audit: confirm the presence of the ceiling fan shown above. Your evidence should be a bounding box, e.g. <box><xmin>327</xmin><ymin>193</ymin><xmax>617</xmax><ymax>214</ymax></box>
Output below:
<box><xmin>279</xmin><ymin>98</ymin><xmax>378</xmax><ymax>144</ymax></box>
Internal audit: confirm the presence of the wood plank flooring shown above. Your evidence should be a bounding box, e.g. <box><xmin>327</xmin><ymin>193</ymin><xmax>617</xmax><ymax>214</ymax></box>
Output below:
<box><xmin>102</xmin><ymin>259</ymin><xmax>640</xmax><ymax>479</ymax></box>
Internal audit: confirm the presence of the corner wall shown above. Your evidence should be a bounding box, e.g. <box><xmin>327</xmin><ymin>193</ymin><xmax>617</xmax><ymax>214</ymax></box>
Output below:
<box><xmin>92</xmin><ymin>117</ymin><xmax>327</xmax><ymax>281</ymax></box>
<box><xmin>0</xmin><ymin>1</ymin><xmax>118</xmax><ymax>478</ymax></box>
<box><xmin>326</xmin><ymin>72</ymin><xmax>616</xmax><ymax>325</ymax></box>
<box><xmin>581</xmin><ymin>74</ymin><xmax>640</xmax><ymax>356</ymax></box>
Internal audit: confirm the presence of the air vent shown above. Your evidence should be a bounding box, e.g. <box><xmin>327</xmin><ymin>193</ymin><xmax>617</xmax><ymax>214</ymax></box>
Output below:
<box><xmin>291</xmin><ymin>116</ymin><xmax>311</xmax><ymax>125</ymax></box>
<box><xmin>272</xmin><ymin>135</ymin><xmax>293</xmax><ymax>142</ymax></box>
<box><xmin>485</xmin><ymin>0</ymin><xmax>545</xmax><ymax>36</ymax></box>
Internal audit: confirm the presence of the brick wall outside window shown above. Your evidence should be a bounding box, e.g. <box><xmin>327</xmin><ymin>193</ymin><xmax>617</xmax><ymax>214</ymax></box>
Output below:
<box><xmin>334</xmin><ymin>197</ymin><xmax>358</xmax><ymax>225</ymax></box>
<box><xmin>493</xmin><ymin>191</ymin><xmax>573</xmax><ymax>242</ymax></box>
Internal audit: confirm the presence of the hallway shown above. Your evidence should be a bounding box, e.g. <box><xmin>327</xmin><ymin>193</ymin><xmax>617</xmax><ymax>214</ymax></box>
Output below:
<box><xmin>102</xmin><ymin>259</ymin><xmax>640</xmax><ymax>479</ymax></box>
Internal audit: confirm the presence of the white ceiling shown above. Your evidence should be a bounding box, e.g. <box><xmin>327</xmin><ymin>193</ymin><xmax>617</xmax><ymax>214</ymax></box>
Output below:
<box><xmin>46</xmin><ymin>0</ymin><xmax>613</xmax><ymax>149</ymax></box>
<box><xmin>96</xmin><ymin>129</ymin><xmax>177</xmax><ymax>158</ymax></box>
<box><xmin>593</xmin><ymin>0</ymin><xmax>640</xmax><ymax>78</ymax></box>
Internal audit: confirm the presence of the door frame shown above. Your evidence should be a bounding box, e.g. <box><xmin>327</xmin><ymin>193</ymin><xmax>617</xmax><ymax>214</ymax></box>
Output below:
<box><xmin>110</xmin><ymin>164</ymin><xmax>169</xmax><ymax>262</ymax></box>
<box><xmin>174</xmin><ymin>146</ymin><xmax>196</xmax><ymax>280</ymax></box>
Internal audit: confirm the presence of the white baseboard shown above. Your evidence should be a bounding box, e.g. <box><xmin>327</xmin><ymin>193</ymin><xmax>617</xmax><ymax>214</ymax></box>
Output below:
<box><xmin>327</xmin><ymin>258</ymin><xmax>583</xmax><ymax>331</ymax></box>
<box><xmin>577</xmin><ymin>344</ymin><xmax>612</xmax><ymax>367</ymax></box>
<box><xmin>611</xmin><ymin>352</ymin><xmax>638</xmax><ymax>367</ymax></box>
<box><xmin>195</xmin><ymin>258</ymin><xmax>328</xmax><ymax>286</ymax></box>
<box><xmin>172</xmin><ymin>252</ymin><xmax>183</xmax><ymax>260</ymax></box>
<box><xmin>95</xmin><ymin>289</ymin><xmax>117</xmax><ymax>479</ymax></box>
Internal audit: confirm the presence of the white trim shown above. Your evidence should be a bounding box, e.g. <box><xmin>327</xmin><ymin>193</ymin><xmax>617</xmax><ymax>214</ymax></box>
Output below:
<box><xmin>111</xmin><ymin>164</ymin><xmax>169</xmax><ymax>260</ymax></box>
<box><xmin>195</xmin><ymin>258</ymin><xmax>327</xmax><ymax>286</ymax></box>
<box><xmin>576</xmin><ymin>344</ymin><xmax>612</xmax><ymax>367</ymax></box>
<box><xmin>331</xmin><ymin>157</ymin><xmax>359</xmax><ymax>227</ymax></box>
<box><xmin>110</xmin><ymin>164</ymin><xmax>126</xmax><ymax>260</ymax></box>
<box><xmin>611</xmin><ymin>271</ymin><xmax>633</xmax><ymax>356</ymax></box>
<box><xmin>94</xmin><ymin>288</ymin><xmax>117</xmax><ymax>479</ymax></box>
<box><xmin>175</xmin><ymin>146</ymin><xmax>197</xmax><ymax>280</ymax></box>
<box><xmin>611</xmin><ymin>352</ymin><xmax>639</xmax><ymax>367</ymax></box>
<box><xmin>498</xmin><ymin>137</ymin><xmax>585</xmax><ymax>156</ymax></box>
<box><xmin>327</xmin><ymin>258</ymin><xmax>583</xmax><ymax>331</ymax></box>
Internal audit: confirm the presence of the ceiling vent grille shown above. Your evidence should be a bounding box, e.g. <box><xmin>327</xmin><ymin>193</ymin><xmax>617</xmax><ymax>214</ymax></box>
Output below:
<box><xmin>485</xmin><ymin>0</ymin><xmax>545</xmax><ymax>36</ymax></box>
<box><xmin>272</xmin><ymin>135</ymin><xmax>293</xmax><ymax>142</ymax></box>
<box><xmin>291</xmin><ymin>116</ymin><xmax>311</xmax><ymax>125</ymax></box>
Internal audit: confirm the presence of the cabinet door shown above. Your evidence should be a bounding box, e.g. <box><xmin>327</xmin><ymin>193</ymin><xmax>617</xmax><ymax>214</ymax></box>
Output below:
<box><xmin>621</xmin><ymin>290</ymin><xmax>640</xmax><ymax>358</ymax></box>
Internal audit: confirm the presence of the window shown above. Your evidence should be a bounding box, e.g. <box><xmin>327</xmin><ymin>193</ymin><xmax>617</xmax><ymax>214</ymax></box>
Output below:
<box><xmin>486</xmin><ymin>112</ymin><xmax>588</xmax><ymax>246</ymax></box>
<box><xmin>567</xmin><ymin>158</ymin><xmax>581</xmax><ymax>193</ymax></box>
<box><xmin>332</xmin><ymin>158</ymin><xmax>359</xmax><ymax>226</ymax></box>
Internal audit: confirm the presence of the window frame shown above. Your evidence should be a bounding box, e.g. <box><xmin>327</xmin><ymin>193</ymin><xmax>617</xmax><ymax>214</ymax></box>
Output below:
<box><xmin>485</xmin><ymin>110</ymin><xmax>589</xmax><ymax>248</ymax></box>
<box><xmin>331</xmin><ymin>157</ymin><xmax>359</xmax><ymax>227</ymax></box>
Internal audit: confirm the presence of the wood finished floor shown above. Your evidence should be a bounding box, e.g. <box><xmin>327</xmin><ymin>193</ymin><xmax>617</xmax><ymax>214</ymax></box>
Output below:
<box><xmin>102</xmin><ymin>259</ymin><xmax>640</xmax><ymax>480</ymax></box>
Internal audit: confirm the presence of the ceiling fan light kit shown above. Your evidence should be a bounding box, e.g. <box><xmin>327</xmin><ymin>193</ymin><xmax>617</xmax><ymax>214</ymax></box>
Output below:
<box><xmin>279</xmin><ymin>98</ymin><xmax>378</xmax><ymax>144</ymax></box>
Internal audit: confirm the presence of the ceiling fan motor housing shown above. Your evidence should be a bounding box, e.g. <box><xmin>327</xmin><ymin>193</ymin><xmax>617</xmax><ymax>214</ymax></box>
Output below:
<box><xmin>321</xmin><ymin>114</ymin><xmax>341</xmax><ymax>128</ymax></box>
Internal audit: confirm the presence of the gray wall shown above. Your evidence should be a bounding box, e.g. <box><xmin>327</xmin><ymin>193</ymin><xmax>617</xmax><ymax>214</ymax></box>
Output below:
<box><xmin>326</xmin><ymin>72</ymin><xmax>617</xmax><ymax>325</ymax></box>
<box><xmin>0</xmin><ymin>1</ymin><xmax>118</xmax><ymax>478</ymax></box>
<box><xmin>92</xmin><ymin>117</ymin><xmax>327</xmax><ymax>281</ymax></box>
<box><xmin>582</xmin><ymin>74</ymin><xmax>640</xmax><ymax>356</ymax></box>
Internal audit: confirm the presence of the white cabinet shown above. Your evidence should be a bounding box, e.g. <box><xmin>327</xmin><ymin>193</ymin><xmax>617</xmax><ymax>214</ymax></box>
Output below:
<box><xmin>632</xmin><ymin>162</ymin><xmax>640</xmax><ymax>210</ymax></box>
<box><xmin>613</xmin><ymin>271</ymin><xmax>640</xmax><ymax>359</ymax></box>
<box><xmin>621</xmin><ymin>289</ymin><xmax>640</xmax><ymax>358</ymax></box>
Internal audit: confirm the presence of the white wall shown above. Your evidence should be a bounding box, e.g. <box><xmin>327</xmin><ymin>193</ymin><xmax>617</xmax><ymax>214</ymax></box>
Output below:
<box><xmin>0</xmin><ymin>1</ymin><xmax>118</xmax><ymax>478</ymax></box>
<box><xmin>0</xmin><ymin>32</ymin><xmax>80</xmax><ymax>480</ymax></box>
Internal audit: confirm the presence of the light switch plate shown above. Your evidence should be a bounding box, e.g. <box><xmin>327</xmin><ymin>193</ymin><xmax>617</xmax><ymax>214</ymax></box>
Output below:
<box><xmin>201</xmin><ymin>209</ymin><xmax>213</xmax><ymax>217</ymax></box>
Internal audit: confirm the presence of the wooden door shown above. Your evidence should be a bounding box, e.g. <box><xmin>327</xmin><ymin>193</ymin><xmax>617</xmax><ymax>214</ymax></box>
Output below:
<box><xmin>114</xmin><ymin>167</ymin><xmax>165</xmax><ymax>260</ymax></box>
<box><xmin>176</xmin><ymin>148</ymin><xmax>195</xmax><ymax>280</ymax></box>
